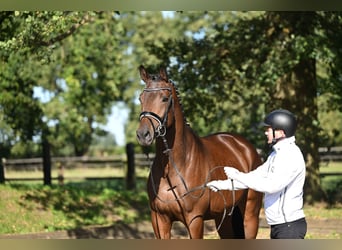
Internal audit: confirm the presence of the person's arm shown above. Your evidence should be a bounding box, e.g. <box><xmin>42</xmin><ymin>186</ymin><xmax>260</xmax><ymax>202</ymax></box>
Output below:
<box><xmin>206</xmin><ymin>178</ymin><xmax>248</xmax><ymax>191</ymax></box>
<box><xmin>226</xmin><ymin>149</ymin><xmax>304</xmax><ymax>193</ymax></box>
<box><xmin>207</xmin><ymin>158</ymin><xmax>270</xmax><ymax>192</ymax></box>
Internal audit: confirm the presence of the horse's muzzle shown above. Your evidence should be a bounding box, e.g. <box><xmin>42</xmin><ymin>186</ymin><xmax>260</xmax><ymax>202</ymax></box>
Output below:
<box><xmin>136</xmin><ymin>125</ymin><xmax>154</xmax><ymax>146</ymax></box>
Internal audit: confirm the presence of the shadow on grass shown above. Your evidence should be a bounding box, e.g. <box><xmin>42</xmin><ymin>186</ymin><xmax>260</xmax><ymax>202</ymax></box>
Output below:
<box><xmin>322</xmin><ymin>176</ymin><xmax>342</xmax><ymax>205</ymax></box>
<box><xmin>66</xmin><ymin>220</ymin><xmax>156</xmax><ymax>239</ymax></box>
<box><xmin>11</xmin><ymin>178</ymin><xmax>151</xmax><ymax>231</ymax></box>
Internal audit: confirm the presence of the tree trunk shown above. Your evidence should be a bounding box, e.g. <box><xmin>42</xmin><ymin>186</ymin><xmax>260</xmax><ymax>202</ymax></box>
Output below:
<box><xmin>274</xmin><ymin>58</ymin><xmax>326</xmax><ymax>203</ymax></box>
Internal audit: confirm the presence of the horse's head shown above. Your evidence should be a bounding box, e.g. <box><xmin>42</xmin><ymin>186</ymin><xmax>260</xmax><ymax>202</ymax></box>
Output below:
<box><xmin>136</xmin><ymin>65</ymin><xmax>174</xmax><ymax>146</ymax></box>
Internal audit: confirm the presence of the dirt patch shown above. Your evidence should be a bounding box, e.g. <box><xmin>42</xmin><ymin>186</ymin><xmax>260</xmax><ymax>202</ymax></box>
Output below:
<box><xmin>0</xmin><ymin>217</ymin><xmax>341</xmax><ymax>239</ymax></box>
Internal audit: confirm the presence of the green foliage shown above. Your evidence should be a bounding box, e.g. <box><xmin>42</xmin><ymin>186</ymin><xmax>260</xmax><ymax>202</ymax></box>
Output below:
<box><xmin>128</xmin><ymin>11</ymin><xmax>342</xmax><ymax>202</ymax></box>
<box><xmin>88</xmin><ymin>133</ymin><xmax>121</xmax><ymax>156</ymax></box>
<box><xmin>37</xmin><ymin>12</ymin><xmax>127</xmax><ymax>156</ymax></box>
<box><xmin>116</xmin><ymin>11</ymin><xmax>189</xmax><ymax>145</ymax></box>
<box><xmin>318</xmin><ymin>93</ymin><xmax>342</xmax><ymax>146</ymax></box>
<box><xmin>322</xmin><ymin>176</ymin><xmax>342</xmax><ymax>205</ymax></box>
<box><xmin>9</xmin><ymin>140</ymin><xmax>41</xmax><ymax>158</ymax></box>
<box><xmin>0</xmin><ymin>11</ymin><xmax>130</xmax><ymax>156</ymax></box>
<box><xmin>0</xmin><ymin>50</ymin><xmax>44</xmax><ymax>141</ymax></box>
<box><xmin>0</xmin><ymin>12</ymin><xmax>92</xmax><ymax>142</ymax></box>
<box><xmin>320</xmin><ymin>162</ymin><xmax>342</xmax><ymax>205</ymax></box>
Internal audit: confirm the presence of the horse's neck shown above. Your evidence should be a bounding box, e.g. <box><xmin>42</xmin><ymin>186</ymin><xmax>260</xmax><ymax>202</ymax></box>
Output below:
<box><xmin>156</xmin><ymin>112</ymin><xmax>197</xmax><ymax>164</ymax></box>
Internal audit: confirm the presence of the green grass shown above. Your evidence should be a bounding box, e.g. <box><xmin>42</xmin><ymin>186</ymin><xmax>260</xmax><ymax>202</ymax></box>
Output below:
<box><xmin>4</xmin><ymin>166</ymin><xmax>150</xmax><ymax>181</ymax></box>
<box><xmin>0</xmin><ymin>180</ymin><xmax>150</xmax><ymax>235</ymax></box>
<box><xmin>320</xmin><ymin>161</ymin><xmax>342</xmax><ymax>174</ymax></box>
<box><xmin>304</xmin><ymin>202</ymin><xmax>342</xmax><ymax>219</ymax></box>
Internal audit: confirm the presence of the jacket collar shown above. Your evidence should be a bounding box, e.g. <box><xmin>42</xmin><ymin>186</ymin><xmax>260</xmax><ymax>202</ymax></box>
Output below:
<box><xmin>272</xmin><ymin>136</ymin><xmax>296</xmax><ymax>152</ymax></box>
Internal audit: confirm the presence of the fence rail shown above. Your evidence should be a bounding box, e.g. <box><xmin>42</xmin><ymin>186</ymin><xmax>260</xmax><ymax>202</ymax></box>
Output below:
<box><xmin>2</xmin><ymin>155</ymin><xmax>127</xmax><ymax>170</ymax></box>
<box><xmin>0</xmin><ymin>149</ymin><xmax>155</xmax><ymax>186</ymax></box>
<box><xmin>319</xmin><ymin>146</ymin><xmax>342</xmax><ymax>162</ymax></box>
<box><xmin>2</xmin><ymin>154</ymin><xmax>153</xmax><ymax>169</ymax></box>
<box><xmin>1</xmin><ymin>145</ymin><xmax>341</xmax><ymax>185</ymax></box>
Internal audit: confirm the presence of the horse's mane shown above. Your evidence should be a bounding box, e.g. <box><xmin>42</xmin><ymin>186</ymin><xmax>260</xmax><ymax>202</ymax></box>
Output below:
<box><xmin>170</xmin><ymin>79</ymin><xmax>190</xmax><ymax>126</ymax></box>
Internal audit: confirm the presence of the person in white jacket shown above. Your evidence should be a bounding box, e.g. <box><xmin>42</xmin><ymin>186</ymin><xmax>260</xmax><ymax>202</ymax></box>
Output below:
<box><xmin>207</xmin><ymin>109</ymin><xmax>307</xmax><ymax>239</ymax></box>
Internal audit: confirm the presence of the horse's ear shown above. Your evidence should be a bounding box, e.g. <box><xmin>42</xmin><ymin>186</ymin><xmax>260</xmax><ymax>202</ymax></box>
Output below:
<box><xmin>139</xmin><ymin>65</ymin><xmax>150</xmax><ymax>83</ymax></box>
<box><xmin>159</xmin><ymin>67</ymin><xmax>168</xmax><ymax>82</ymax></box>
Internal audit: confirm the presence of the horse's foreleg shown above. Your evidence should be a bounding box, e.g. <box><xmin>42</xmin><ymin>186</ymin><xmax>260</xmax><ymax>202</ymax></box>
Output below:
<box><xmin>187</xmin><ymin>215</ymin><xmax>204</xmax><ymax>239</ymax></box>
<box><xmin>151</xmin><ymin>210</ymin><xmax>172</xmax><ymax>239</ymax></box>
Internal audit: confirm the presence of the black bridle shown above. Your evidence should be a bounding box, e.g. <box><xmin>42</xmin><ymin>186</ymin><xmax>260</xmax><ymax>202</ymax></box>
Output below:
<box><xmin>139</xmin><ymin>87</ymin><xmax>173</xmax><ymax>139</ymax></box>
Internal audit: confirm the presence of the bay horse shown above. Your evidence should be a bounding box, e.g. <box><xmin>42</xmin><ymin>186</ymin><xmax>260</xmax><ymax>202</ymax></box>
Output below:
<box><xmin>136</xmin><ymin>65</ymin><xmax>263</xmax><ymax>239</ymax></box>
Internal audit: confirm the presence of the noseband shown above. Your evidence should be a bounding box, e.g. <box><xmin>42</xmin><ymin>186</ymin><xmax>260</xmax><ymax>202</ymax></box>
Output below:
<box><xmin>139</xmin><ymin>87</ymin><xmax>173</xmax><ymax>138</ymax></box>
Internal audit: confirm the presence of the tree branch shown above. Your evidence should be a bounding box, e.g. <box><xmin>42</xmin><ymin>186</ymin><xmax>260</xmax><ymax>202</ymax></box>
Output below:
<box><xmin>38</xmin><ymin>14</ymin><xmax>95</xmax><ymax>47</ymax></box>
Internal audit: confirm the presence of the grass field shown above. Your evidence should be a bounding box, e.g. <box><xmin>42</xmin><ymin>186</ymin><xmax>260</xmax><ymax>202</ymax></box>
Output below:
<box><xmin>3</xmin><ymin>165</ymin><xmax>150</xmax><ymax>182</ymax></box>
<box><xmin>0</xmin><ymin>179</ymin><xmax>150</xmax><ymax>235</ymax></box>
<box><xmin>0</xmin><ymin>162</ymin><xmax>341</xmax><ymax>238</ymax></box>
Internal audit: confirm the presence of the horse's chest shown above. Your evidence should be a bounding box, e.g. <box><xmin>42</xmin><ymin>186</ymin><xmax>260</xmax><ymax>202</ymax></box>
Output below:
<box><xmin>148</xmin><ymin>176</ymin><xmax>197</xmax><ymax>214</ymax></box>
<box><xmin>149</xmin><ymin>178</ymin><xmax>186</xmax><ymax>212</ymax></box>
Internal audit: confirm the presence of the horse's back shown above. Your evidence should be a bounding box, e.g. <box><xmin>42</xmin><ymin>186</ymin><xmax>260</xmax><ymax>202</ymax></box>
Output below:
<box><xmin>201</xmin><ymin>132</ymin><xmax>261</xmax><ymax>173</ymax></box>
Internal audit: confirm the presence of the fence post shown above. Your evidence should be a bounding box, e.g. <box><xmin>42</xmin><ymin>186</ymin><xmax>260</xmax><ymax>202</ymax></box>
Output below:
<box><xmin>57</xmin><ymin>162</ymin><xmax>64</xmax><ymax>185</ymax></box>
<box><xmin>126</xmin><ymin>143</ymin><xmax>136</xmax><ymax>190</ymax></box>
<box><xmin>42</xmin><ymin>131</ymin><xmax>52</xmax><ymax>185</ymax></box>
<box><xmin>0</xmin><ymin>158</ymin><xmax>5</xmax><ymax>184</ymax></box>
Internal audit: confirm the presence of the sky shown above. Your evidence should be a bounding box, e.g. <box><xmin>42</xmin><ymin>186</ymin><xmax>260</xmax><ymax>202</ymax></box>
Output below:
<box><xmin>102</xmin><ymin>102</ymin><xmax>129</xmax><ymax>146</ymax></box>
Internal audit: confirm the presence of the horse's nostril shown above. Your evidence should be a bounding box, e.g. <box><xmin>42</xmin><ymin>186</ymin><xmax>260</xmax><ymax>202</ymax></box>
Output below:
<box><xmin>136</xmin><ymin>129</ymin><xmax>151</xmax><ymax>141</ymax></box>
<box><xmin>144</xmin><ymin>131</ymin><xmax>150</xmax><ymax>139</ymax></box>
<box><xmin>136</xmin><ymin>128</ymin><xmax>153</xmax><ymax>146</ymax></box>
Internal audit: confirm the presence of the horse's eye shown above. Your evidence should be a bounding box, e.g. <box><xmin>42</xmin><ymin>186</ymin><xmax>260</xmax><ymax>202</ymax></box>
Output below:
<box><xmin>162</xmin><ymin>96</ymin><xmax>169</xmax><ymax>102</ymax></box>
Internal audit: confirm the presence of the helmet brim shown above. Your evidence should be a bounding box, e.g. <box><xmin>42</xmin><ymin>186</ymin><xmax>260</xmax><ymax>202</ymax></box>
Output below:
<box><xmin>260</xmin><ymin>121</ymin><xmax>271</xmax><ymax>127</ymax></box>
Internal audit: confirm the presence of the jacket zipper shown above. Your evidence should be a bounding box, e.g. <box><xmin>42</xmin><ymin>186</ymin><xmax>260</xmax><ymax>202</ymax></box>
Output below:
<box><xmin>280</xmin><ymin>187</ymin><xmax>287</xmax><ymax>223</ymax></box>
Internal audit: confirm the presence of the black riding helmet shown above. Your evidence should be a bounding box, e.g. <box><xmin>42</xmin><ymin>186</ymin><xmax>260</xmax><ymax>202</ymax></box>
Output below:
<box><xmin>263</xmin><ymin>109</ymin><xmax>297</xmax><ymax>137</ymax></box>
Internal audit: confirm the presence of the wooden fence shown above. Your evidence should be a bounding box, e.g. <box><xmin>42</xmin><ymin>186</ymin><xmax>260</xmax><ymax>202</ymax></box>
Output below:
<box><xmin>318</xmin><ymin>146</ymin><xmax>342</xmax><ymax>162</ymax></box>
<box><xmin>1</xmin><ymin>145</ymin><xmax>341</xmax><ymax>186</ymax></box>
<box><xmin>0</xmin><ymin>143</ymin><xmax>156</xmax><ymax>188</ymax></box>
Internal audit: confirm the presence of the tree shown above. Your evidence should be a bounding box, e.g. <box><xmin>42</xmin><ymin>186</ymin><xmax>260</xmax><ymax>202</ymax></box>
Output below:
<box><xmin>38</xmin><ymin>11</ymin><xmax>126</xmax><ymax>156</ymax></box>
<box><xmin>1</xmin><ymin>11</ymin><xmax>341</xmax><ymax>197</ymax></box>
<box><xmin>116</xmin><ymin>12</ymin><xmax>189</xmax><ymax>148</ymax></box>
<box><xmin>0</xmin><ymin>11</ymin><xmax>128</xmax><ymax>157</ymax></box>
<box><xmin>132</xmin><ymin>11</ymin><xmax>342</xmax><ymax>202</ymax></box>
<box><xmin>0</xmin><ymin>11</ymin><xmax>94</xmax><ymax>155</ymax></box>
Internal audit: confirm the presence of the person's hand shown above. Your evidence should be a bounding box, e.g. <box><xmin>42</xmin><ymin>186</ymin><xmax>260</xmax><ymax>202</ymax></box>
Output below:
<box><xmin>206</xmin><ymin>180</ymin><xmax>220</xmax><ymax>192</ymax></box>
<box><xmin>206</xmin><ymin>180</ymin><xmax>232</xmax><ymax>191</ymax></box>
<box><xmin>224</xmin><ymin>167</ymin><xmax>240</xmax><ymax>180</ymax></box>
